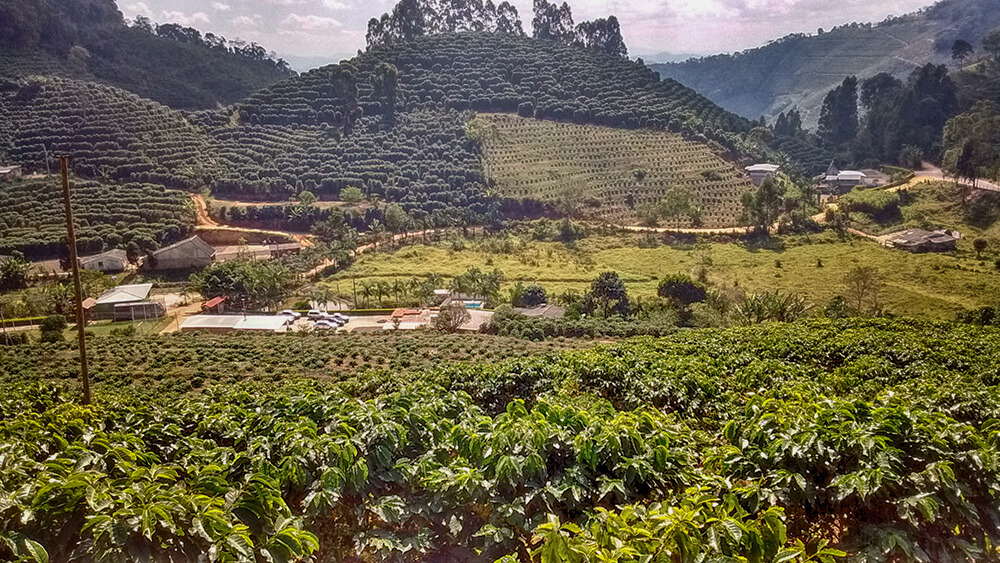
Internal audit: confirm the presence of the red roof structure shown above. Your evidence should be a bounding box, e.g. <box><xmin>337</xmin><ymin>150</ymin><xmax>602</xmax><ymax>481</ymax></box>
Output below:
<box><xmin>203</xmin><ymin>296</ymin><xmax>226</xmax><ymax>310</ymax></box>
<box><xmin>390</xmin><ymin>308</ymin><xmax>421</xmax><ymax>319</ymax></box>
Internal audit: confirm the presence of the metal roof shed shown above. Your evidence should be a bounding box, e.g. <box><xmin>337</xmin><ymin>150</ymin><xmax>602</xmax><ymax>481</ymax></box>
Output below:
<box><xmin>96</xmin><ymin>283</ymin><xmax>153</xmax><ymax>305</ymax></box>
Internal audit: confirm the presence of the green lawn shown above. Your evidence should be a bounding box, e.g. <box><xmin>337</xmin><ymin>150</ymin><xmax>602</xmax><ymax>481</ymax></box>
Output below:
<box><xmin>325</xmin><ymin>231</ymin><xmax>1000</xmax><ymax>320</ymax></box>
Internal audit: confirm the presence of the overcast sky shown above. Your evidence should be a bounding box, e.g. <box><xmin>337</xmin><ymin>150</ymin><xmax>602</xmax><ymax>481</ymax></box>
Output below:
<box><xmin>116</xmin><ymin>0</ymin><xmax>935</xmax><ymax>66</ymax></box>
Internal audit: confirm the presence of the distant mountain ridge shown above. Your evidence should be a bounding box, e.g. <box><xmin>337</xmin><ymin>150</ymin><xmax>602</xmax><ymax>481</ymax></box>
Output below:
<box><xmin>0</xmin><ymin>0</ymin><xmax>295</xmax><ymax>110</ymax></box>
<box><xmin>653</xmin><ymin>0</ymin><xmax>1000</xmax><ymax>128</ymax></box>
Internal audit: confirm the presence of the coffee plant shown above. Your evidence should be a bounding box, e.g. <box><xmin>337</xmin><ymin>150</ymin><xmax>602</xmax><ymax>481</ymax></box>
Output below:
<box><xmin>2</xmin><ymin>319</ymin><xmax>1000</xmax><ymax>561</ymax></box>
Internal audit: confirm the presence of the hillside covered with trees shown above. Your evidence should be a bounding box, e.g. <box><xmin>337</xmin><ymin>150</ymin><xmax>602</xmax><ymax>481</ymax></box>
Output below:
<box><xmin>0</xmin><ymin>0</ymin><xmax>782</xmax><ymax>257</ymax></box>
<box><xmin>653</xmin><ymin>0</ymin><xmax>1000</xmax><ymax>128</ymax></box>
<box><xmin>0</xmin><ymin>0</ymin><xmax>295</xmax><ymax>109</ymax></box>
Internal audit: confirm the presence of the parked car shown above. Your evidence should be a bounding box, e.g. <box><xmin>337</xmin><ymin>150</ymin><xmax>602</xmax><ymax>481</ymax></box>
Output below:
<box><xmin>307</xmin><ymin>310</ymin><xmax>325</xmax><ymax>320</ymax></box>
<box><xmin>316</xmin><ymin>314</ymin><xmax>345</xmax><ymax>326</ymax></box>
<box><xmin>314</xmin><ymin>320</ymin><xmax>337</xmax><ymax>330</ymax></box>
<box><xmin>279</xmin><ymin>310</ymin><xmax>301</xmax><ymax>319</ymax></box>
<box><xmin>332</xmin><ymin>313</ymin><xmax>351</xmax><ymax>322</ymax></box>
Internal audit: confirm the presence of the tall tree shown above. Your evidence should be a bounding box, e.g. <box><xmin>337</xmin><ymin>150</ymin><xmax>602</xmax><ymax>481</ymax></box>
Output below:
<box><xmin>370</xmin><ymin>62</ymin><xmax>402</xmax><ymax>124</ymax></box>
<box><xmin>943</xmin><ymin>101</ymin><xmax>1000</xmax><ymax>185</ymax></box>
<box><xmin>740</xmin><ymin>175</ymin><xmax>786</xmax><ymax>233</ymax></box>
<box><xmin>818</xmin><ymin>76</ymin><xmax>859</xmax><ymax>147</ymax></box>
<box><xmin>494</xmin><ymin>1</ymin><xmax>524</xmax><ymax>35</ymax></box>
<box><xmin>952</xmin><ymin>39</ymin><xmax>974</xmax><ymax>62</ymax></box>
<box><xmin>532</xmin><ymin>0</ymin><xmax>574</xmax><ymax>43</ymax></box>
<box><xmin>573</xmin><ymin>16</ymin><xmax>627</xmax><ymax>57</ymax></box>
<box><xmin>589</xmin><ymin>271</ymin><xmax>628</xmax><ymax>317</ymax></box>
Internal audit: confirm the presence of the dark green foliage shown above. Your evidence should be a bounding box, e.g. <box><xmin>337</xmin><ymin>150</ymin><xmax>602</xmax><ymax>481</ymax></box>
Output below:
<box><xmin>818</xmin><ymin>76</ymin><xmax>859</xmax><ymax>147</ymax></box>
<box><xmin>952</xmin><ymin>39</ymin><xmax>974</xmax><ymax>61</ymax></box>
<box><xmin>191</xmin><ymin>259</ymin><xmax>294</xmax><ymax>311</ymax></box>
<box><xmin>768</xmin><ymin>134</ymin><xmax>834</xmax><ymax>176</ymax></box>
<box><xmin>0</xmin><ymin>331</ymin><xmax>28</xmax><ymax>346</ymax></box>
<box><xmin>243</xmin><ymin>32</ymin><xmax>749</xmax><ymax>139</ymax></box>
<box><xmin>0</xmin><ymin>0</ymin><xmax>293</xmax><ymax>110</ymax></box>
<box><xmin>486</xmin><ymin>306</ymin><xmax>676</xmax><ymax>339</ymax></box>
<box><xmin>0</xmin><ymin>251</ymin><xmax>29</xmax><ymax>291</ymax></box>
<box><xmin>521</xmin><ymin>284</ymin><xmax>548</xmax><ymax>307</ymax></box>
<box><xmin>657</xmin><ymin>274</ymin><xmax>706</xmax><ymax>326</ymax></box>
<box><xmin>741</xmin><ymin>175</ymin><xmax>785</xmax><ymax>232</ymax></box>
<box><xmin>532</xmin><ymin>0</ymin><xmax>575</xmax><ymax>43</ymax></box>
<box><xmin>572</xmin><ymin>16</ymin><xmax>627</xmax><ymax>57</ymax></box>
<box><xmin>974</xmin><ymin>237</ymin><xmax>988</xmax><ymax>258</ymax></box>
<box><xmin>838</xmin><ymin>188</ymin><xmax>901</xmax><ymax>219</ymax></box>
<box><xmin>0</xmin><ymin>77</ymin><xmax>218</xmax><ymax>189</ymax></box>
<box><xmin>3</xmin><ymin>320</ymin><xmax>1000</xmax><ymax>560</ymax></box>
<box><xmin>589</xmin><ymin>271</ymin><xmax>628</xmax><ymax>317</ymax></box>
<box><xmin>0</xmin><ymin>178</ymin><xmax>191</xmax><ymax>259</ymax></box>
<box><xmin>38</xmin><ymin>314</ymin><xmax>65</xmax><ymax>342</ymax></box>
<box><xmin>856</xmin><ymin>64</ymin><xmax>958</xmax><ymax>164</ymax></box>
<box><xmin>367</xmin><ymin>0</ymin><xmax>525</xmax><ymax>47</ymax></box>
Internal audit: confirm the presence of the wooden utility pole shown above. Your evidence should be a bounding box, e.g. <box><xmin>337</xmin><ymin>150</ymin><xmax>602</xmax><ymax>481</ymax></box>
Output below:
<box><xmin>61</xmin><ymin>156</ymin><xmax>91</xmax><ymax>405</ymax></box>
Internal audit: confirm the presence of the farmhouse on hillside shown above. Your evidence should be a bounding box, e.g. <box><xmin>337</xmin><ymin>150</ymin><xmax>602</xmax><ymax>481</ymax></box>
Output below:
<box><xmin>745</xmin><ymin>164</ymin><xmax>780</xmax><ymax>186</ymax></box>
<box><xmin>0</xmin><ymin>165</ymin><xmax>22</xmax><ymax>181</ymax></box>
<box><xmin>886</xmin><ymin>229</ymin><xmax>960</xmax><ymax>253</ymax></box>
<box><xmin>147</xmin><ymin>236</ymin><xmax>215</xmax><ymax>270</ymax></box>
<box><xmin>821</xmin><ymin>161</ymin><xmax>867</xmax><ymax>192</ymax></box>
<box><xmin>79</xmin><ymin>249</ymin><xmax>128</xmax><ymax>273</ymax></box>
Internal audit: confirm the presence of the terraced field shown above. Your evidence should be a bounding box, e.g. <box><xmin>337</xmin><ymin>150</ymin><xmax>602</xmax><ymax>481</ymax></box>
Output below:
<box><xmin>0</xmin><ymin>77</ymin><xmax>219</xmax><ymax>190</ymax></box>
<box><xmin>479</xmin><ymin>113</ymin><xmax>754</xmax><ymax>227</ymax></box>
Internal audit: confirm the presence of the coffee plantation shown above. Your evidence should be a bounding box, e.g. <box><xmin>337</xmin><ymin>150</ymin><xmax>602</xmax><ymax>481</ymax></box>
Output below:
<box><xmin>2</xmin><ymin>319</ymin><xmax>999</xmax><ymax>561</ymax></box>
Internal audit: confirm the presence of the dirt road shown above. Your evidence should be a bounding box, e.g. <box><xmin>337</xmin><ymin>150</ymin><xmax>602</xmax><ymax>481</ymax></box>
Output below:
<box><xmin>903</xmin><ymin>162</ymin><xmax>1000</xmax><ymax>193</ymax></box>
<box><xmin>190</xmin><ymin>194</ymin><xmax>315</xmax><ymax>247</ymax></box>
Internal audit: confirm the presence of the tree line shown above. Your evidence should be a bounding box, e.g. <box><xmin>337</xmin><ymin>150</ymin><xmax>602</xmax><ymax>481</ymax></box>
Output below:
<box><xmin>366</xmin><ymin>0</ymin><xmax>627</xmax><ymax>57</ymax></box>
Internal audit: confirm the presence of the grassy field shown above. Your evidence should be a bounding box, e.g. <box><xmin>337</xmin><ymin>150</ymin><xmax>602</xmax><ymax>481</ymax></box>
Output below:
<box><xmin>326</xmin><ymin>229</ymin><xmax>1000</xmax><ymax>320</ymax></box>
<box><xmin>478</xmin><ymin>113</ymin><xmax>753</xmax><ymax>227</ymax></box>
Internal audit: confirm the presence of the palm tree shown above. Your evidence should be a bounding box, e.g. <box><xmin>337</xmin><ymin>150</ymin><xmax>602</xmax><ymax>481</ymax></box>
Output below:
<box><xmin>391</xmin><ymin>279</ymin><xmax>406</xmax><ymax>307</ymax></box>
<box><xmin>361</xmin><ymin>282</ymin><xmax>374</xmax><ymax>308</ymax></box>
<box><xmin>376</xmin><ymin>281</ymin><xmax>391</xmax><ymax>307</ymax></box>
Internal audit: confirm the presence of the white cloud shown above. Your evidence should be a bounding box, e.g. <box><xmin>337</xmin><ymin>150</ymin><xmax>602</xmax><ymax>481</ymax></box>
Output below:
<box><xmin>281</xmin><ymin>14</ymin><xmax>344</xmax><ymax>32</ymax></box>
<box><xmin>161</xmin><ymin>10</ymin><xmax>211</xmax><ymax>26</ymax></box>
<box><xmin>323</xmin><ymin>0</ymin><xmax>350</xmax><ymax>9</ymax></box>
<box><xmin>211</xmin><ymin>2</ymin><xmax>231</xmax><ymax>11</ymax></box>
<box><xmin>124</xmin><ymin>2</ymin><xmax>153</xmax><ymax>17</ymax></box>
<box><xmin>231</xmin><ymin>15</ymin><xmax>261</xmax><ymax>28</ymax></box>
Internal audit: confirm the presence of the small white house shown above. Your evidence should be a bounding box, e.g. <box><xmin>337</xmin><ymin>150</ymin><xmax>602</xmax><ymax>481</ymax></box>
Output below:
<box><xmin>79</xmin><ymin>249</ymin><xmax>128</xmax><ymax>273</ymax></box>
<box><xmin>823</xmin><ymin>162</ymin><xmax>867</xmax><ymax>191</ymax></box>
<box><xmin>0</xmin><ymin>165</ymin><xmax>22</xmax><ymax>181</ymax></box>
<box><xmin>745</xmin><ymin>164</ymin><xmax>780</xmax><ymax>186</ymax></box>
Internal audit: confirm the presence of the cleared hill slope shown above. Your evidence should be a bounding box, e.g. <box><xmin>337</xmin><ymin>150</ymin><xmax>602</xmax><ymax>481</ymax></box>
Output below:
<box><xmin>654</xmin><ymin>0</ymin><xmax>1000</xmax><ymax>127</ymax></box>
<box><xmin>479</xmin><ymin>113</ymin><xmax>752</xmax><ymax>227</ymax></box>
<box><xmin>0</xmin><ymin>0</ymin><xmax>294</xmax><ymax>110</ymax></box>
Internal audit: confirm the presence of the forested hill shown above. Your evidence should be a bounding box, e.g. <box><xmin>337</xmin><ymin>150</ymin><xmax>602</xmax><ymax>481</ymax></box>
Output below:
<box><xmin>239</xmin><ymin>32</ymin><xmax>752</xmax><ymax>141</ymax></box>
<box><xmin>0</xmin><ymin>0</ymin><xmax>295</xmax><ymax>110</ymax></box>
<box><xmin>653</xmin><ymin>0</ymin><xmax>1000</xmax><ymax>127</ymax></box>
